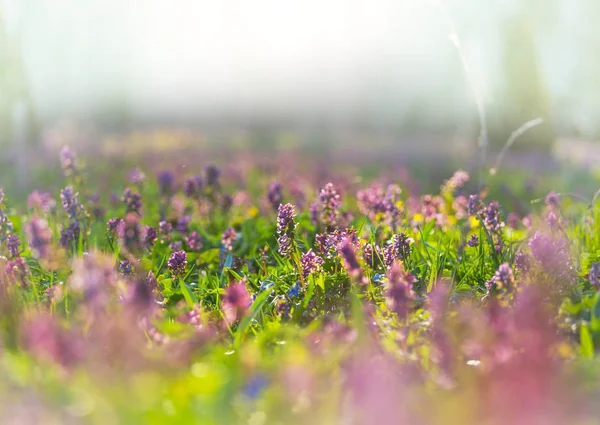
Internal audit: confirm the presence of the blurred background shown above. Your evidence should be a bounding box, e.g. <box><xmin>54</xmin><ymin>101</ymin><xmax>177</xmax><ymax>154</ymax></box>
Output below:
<box><xmin>1</xmin><ymin>0</ymin><xmax>600</xmax><ymax>169</ymax></box>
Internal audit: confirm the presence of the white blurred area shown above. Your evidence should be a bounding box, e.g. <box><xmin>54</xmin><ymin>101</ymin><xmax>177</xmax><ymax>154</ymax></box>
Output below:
<box><xmin>1</xmin><ymin>0</ymin><xmax>599</xmax><ymax>138</ymax></box>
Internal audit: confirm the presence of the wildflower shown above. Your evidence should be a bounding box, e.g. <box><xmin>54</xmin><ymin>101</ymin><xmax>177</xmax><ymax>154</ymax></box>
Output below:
<box><xmin>128</xmin><ymin>168</ymin><xmax>146</xmax><ymax>185</ymax></box>
<box><xmin>277</xmin><ymin>203</ymin><xmax>296</xmax><ymax>235</ymax></box>
<box><xmin>515</xmin><ymin>250</ymin><xmax>530</xmax><ymax>273</ymax></box>
<box><xmin>121</xmin><ymin>188</ymin><xmax>143</xmax><ymax>216</ymax></box>
<box><xmin>204</xmin><ymin>164</ymin><xmax>221</xmax><ymax>188</ymax></box>
<box><xmin>157</xmin><ymin>170</ymin><xmax>175</xmax><ymax>196</ymax></box>
<box><xmin>392</xmin><ymin>233</ymin><xmax>413</xmax><ymax>260</ymax></box>
<box><xmin>506</xmin><ymin>212</ymin><xmax>521</xmax><ymax>229</ymax></box>
<box><xmin>314</xmin><ymin>183</ymin><xmax>341</xmax><ymax>230</ymax></box>
<box><xmin>5</xmin><ymin>257</ymin><xmax>29</xmax><ymax>282</ymax></box>
<box><xmin>143</xmin><ymin>226</ymin><xmax>157</xmax><ymax>249</ymax></box>
<box><xmin>176</xmin><ymin>215</ymin><xmax>191</xmax><ymax>233</ymax></box>
<box><xmin>6</xmin><ymin>234</ymin><xmax>20</xmax><ymax>258</ymax></box>
<box><xmin>545</xmin><ymin>191</ymin><xmax>560</xmax><ymax>207</ymax></box>
<box><xmin>168</xmin><ymin>250</ymin><xmax>188</xmax><ymax>276</ymax></box>
<box><xmin>267</xmin><ymin>182</ymin><xmax>283</xmax><ymax>211</ymax></box>
<box><xmin>278</xmin><ymin>234</ymin><xmax>293</xmax><ymax>257</ymax></box>
<box><xmin>60</xmin><ymin>186</ymin><xmax>86</xmax><ymax>223</ymax></box>
<box><xmin>89</xmin><ymin>192</ymin><xmax>105</xmax><ymax>220</ymax></box>
<box><xmin>486</xmin><ymin>263</ymin><xmax>515</xmax><ymax>295</ymax></box>
<box><xmin>107</xmin><ymin>218</ymin><xmax>124</xmax><ymax>235</ymax></box>
<box><xmin>27</xmin><ymin>190</ymin><xmax>56</xmax><ymax>213</ymax></box>
<box><xmin>442</xmin><ymin>170</ymin><xmax>469</xmax><ymax>193</ymax></box>
<box><xmin>119</xmin><ymin>260</ymin><xmax>134</xmax><ymax>275</ymax></box>
<box><xmin>60</xmin><ymin>222</ymin><xmax>80</xmax><ymax>248</ymax></box>
<box><xmin>340</xmin><ymin>239</ymin><xmax>363</xmax><ymax>282</ymax></box>
<box><xmin>589</xmin><ymin>262</ymin><xmax>600</xmax><ymax>290</ymax></box>
<box><xmin>186</xmin><ymin>230</ymin><xmax>203</xmax><ymax>251</ymax></box>
<box><xmin>528</xmin><ymin>231</ymin><xmax>573</xmax><ymax>285</ymax></box>
<box><xmin>385</xmin><ymin>262</ymin><xmax>416</xmax><ymax>320</ymax></box>
<box><xmin>59</xmin><ymin>145</ymin><xmax>77</xmax><ymax>176</ymax></box>
<box><xmin>221</xmin><ymin>194</ymin><xmax>233</xmax><ymax>212</ymax></box>
<box><xmin>159</xmin><ymin>220</ymin><xmax>172</xmax><ymax>238</ymax></box>
<box><xmin>287</xmin><ymin>281</ymin><xmax>302</xmax><ymax>298</ymax></box>
<box><xmin>169</xmin><ymin>241</ymin><xmax>183</xmax><ymax>251</ymax></box>
<box><xmin>356</xmin><ymin>184</ymin><xmax>402</xmax><ymax>227</ymax></box>
<box><xmin>183</xmin><ymin>175</ymin><xmax>203</xmax><ymax>198</ymax></box>
<box><xmin>480</xmin><ymin>201</ymin><xmax>504</xmax><ymax>233</ymax></box>
<box><xmin>301</xmin><ymin>249</ymin><xmax>324</xmax><ymax>278</ymax></box>
<box><xmin>277</xmin><ymin>203</ymin><xmax>297</xmax><ymax>257</ymax></box>
<box><xmin>120</xmin><ymin>213</ymin><xmax>142</xmax><ymax>253</ymax></box>
<box><xmin>221</xmin><ymin>228</ymin><xmax>237</xmax><ymax>252</ymax></box>
<box><xmin>25</xmin><ymin>216</ymin><xmax>52</xmax><ymax>259</ymax></box>
<box><xmin>69</xmin><ymin>252</ymin><xmax>118</xmax><ymax>304</ymax></box>
<box><xmin>467</xmin><ymin>234</ymin><xmax>479</xmax><ymax>247</ymax></box>
<box><xmin>467</xmin><ymin>194</ymin><xmax>479</xmax><ymax>216</ymax></box>
<box><xmin>222</xmin><ymin>278</ymin><xmax>251</xmax><ymax>323</ymax></box>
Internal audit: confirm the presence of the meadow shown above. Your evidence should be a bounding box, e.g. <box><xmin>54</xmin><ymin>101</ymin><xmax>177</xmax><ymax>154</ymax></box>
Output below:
<box><xmin>1</xmin><ymin>138</ymin><xmax>600</xmax><ymax>424</ymax></box>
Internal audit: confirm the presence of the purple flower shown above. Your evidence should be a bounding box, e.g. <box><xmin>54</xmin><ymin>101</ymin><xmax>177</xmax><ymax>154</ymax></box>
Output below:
<box><xmin>221</xmin><ymin>194</ymin><xmax>233</xmax><ymax>212</ymax></box>
<box><xmin>442</xmin><ymin>170</ymin><xmax>469</xmax><ymax>193</ymax></box>
<box><xmin>60</xmin><ymin>222</ymin><xmax>81</xmax><ymax>248</ymax></box>
<box><xmin>223</xmin><ymin>279</ymin><xmax>251</xmax><ymax>323</ymax></box>
<box><xmin>25</xmin><ymin>216</ymin><xmax>52</xmax><ymax>259</ymax></box>
<box><xmin>545</xmin><ymin>191</ymin><xmax>560</xmax><ymax>207</ymax></box>
<box><xmin>5</xmin><ymin>257</ymin><xmax>29</xmax><ymax>282</ymax></box>
<box><xmin>392</xmin><ymin>233</ymin><xmax>412</xmax><ymax>260</ymax></box>
<box><xmin>481</xmin><ymin>201</ymin><xmax>504</xmax><ymax>233</ymax></box>
<box><xmin>27</xmin><ymin>190</ymin><xmax>56</xmax><ymax>213</ymax></box>
<box><xmin>186</xmin><ymin>230</ymin><xmax>203</xmax><ymax>251</ymax></box>
<box><xmin>176</xmin><ymin>215</ymin><xmax>191</xmax><ymax>233</ymax></box>
<box><xmin>301</xmin><ymin>249</ymin><xmax>324</xmax><ymax>278</ymax></box>
<box><xmin>356</xmin><ymin>184</ymin><xmax>402</xmax><ymax>227</ymax></box>
<box><xmin>169</xmin><ymin>241</ymin><xmax>183</xmax><ymax>251</ymax></box>
<box><xmin>467</xmin><ymin>194</ymin><xmax>479</xmax><ymax>216</ymax></box>
<box><xmin>467</xmin><ymin>234</ymin><xmax>479</xmax><ymax>247</ymax></box>
<box><xmin>277</xmin><ymin>203</ymin><xmax>296</xmax><ymax>235</ymax></box>
<box><xmin>515</xmin><ymin>250</ymin><xmax>530</xmax><ymax>273</ymax></box>
<box><xmin>60</xmin><ymin>186</ymin><xmax>85</xmax><ymax>222</ymax></box>
<box><xmin>159</xmin><ymin>220</ymin><xmax>172</xmax><ymax>238</ymax></box>
<box><xmin>157</xmin><ymin>171</ymin><xmax>175</xmax><ymax>196</ymax></box>
<box><xmin>107</xmin><ymin>218</ymin><xmax>124</xmax><ymax>235</ymax></box>
<box><xmin>528</xmin><ymin>231</ymin><xmax>573</xmax><ymax>285</ymax></box>
<box><xmin>120</xmin><ymin>213</ymin><xmax>142</xmax><ymax>253</ymax></box>
<box><xmin>128</xmin><ymin>168</ymin><xmax>146</xmax><ymax>185</ymax></box>
<box><xmin>315</xmin><ymin>183</ymin><xmax>341</xmax><ymax>231</ymax></box>
<box><xmin>143</xmin><ymin>226</ymin><xmax>157</xmax><ymax>249</ymax></box>
<box><xmin>118</xmin><ymin>260</ymin><xmax>134</xmax><ymax>275</ymax></box>
<box><xmin>221</xmin><ymin>228</ymin><xmax>237</xmax><ymax>252</ymax></box>
<box><xmin>385</xmin><ymin>262</ymin><xmax>416</xmax><ymax>320</ymax></box>
<box><xmin>277</xmin><ymin>234</ymin><xmax>293</xmax><ymax>257</ymax></box>
<box><xmin>6</xmin><ymin>234</ymin><xmax>20</xmax><ymax>258</ymax></box>
<box><xmin>589</xmin><ymin>262</ymin><xmax>600</xmax><ymax>290</ymax></box>
<box><xmin>486</xmin><ymin>263</ymin><xmax>515</xmax><ymax>295</ymax></box>
<box><xmin>546</xmin><ymin>211</ymin><xmax>559</xmax><ymax>229</ymax></box>
<box><xmin>183</xmin><ymin>175</ymin><xmax>203</xmax><ymax>198</ymax></box>
<box><xmin>204</xmin><ymin>164</ymin><xmax>221</xmax><ymax>188</ymax></box>
<box><xmin>59</xmin><ymin>145</ymin><xmax>77</xmax><ymax>176</ymax></box>
<box><xmin>267</xmin><ymin>182</ymin><xmax>283</xmax><ymax>211</ymax></box>
<box><xmin>340</xmin><ymin>239</ymin><xmax>363</xmax><ymax>281</ymax></box>
<box><xmin>121</xmin><ymin>188</ymin><xmax>143</xmax><ymax>216</ymax></box>
<box><xmin>168</xmin><ymin>250</ymin><xmax>188</xmax><ymax>276</ymax></box>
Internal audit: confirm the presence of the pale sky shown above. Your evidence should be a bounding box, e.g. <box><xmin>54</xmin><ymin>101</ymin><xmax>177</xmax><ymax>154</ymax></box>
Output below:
<box><xmin>2</xmin><ymin>0</ymin><xmax>598</xmax><ymax>134</ymax></box>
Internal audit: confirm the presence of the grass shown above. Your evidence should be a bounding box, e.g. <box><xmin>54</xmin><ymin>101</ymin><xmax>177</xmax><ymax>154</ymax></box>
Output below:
<box><xmin>0</xmin><ymin>142</ymin><xmax>600</xmax><ymax>424</ymax></box>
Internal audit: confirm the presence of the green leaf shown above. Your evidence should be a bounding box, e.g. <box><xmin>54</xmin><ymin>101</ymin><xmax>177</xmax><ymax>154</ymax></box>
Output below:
<box><xmin>180</xmin><ymin>281</ymin><xmax>198</xmax><ymax>308</ymax></box>
<box><xmin>580</xmin><ymin>324</ymin><xmax>594</xmax><ymax>359</ymax></box>
<box><xmin>234</xmin><ymin>288</ymin><xmax>273</xmax><ymax>348</ymax></box>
